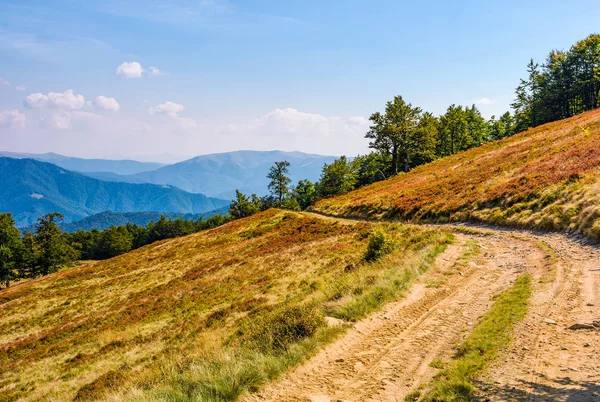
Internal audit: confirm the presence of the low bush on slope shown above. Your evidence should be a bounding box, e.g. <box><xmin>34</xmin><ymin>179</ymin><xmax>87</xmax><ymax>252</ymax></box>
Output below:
<box><xmin>0</xmin><ymin>209</ymin><xmax>452</xmax><ymax>401</ymax></box>
<box><xmin>312</xmin><ymin>109</ymin><xmax>600</xmax><ymax>241</ymax></box>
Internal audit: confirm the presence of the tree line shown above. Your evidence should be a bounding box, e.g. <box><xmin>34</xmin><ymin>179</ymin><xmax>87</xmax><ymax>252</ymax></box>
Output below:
<box><xmin>228</xmin><ymin>97</ymin><xmax>518</xmax><ymax>220</ymax></box>
<box><xmin>0</xmin><ymin>212</ymin><xmax>232</xmax><ymax>287</ymax></box>
<box><xmin>512</xmin><ymin>34</ymin><xmax>600</xmax><ymax>130</ymax></box>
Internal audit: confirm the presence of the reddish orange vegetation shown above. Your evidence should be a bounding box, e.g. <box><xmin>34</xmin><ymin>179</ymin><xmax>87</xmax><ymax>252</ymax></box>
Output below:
<box><xmin>313</xmin><ymin>109</ymin><xmax>600</xmax><ymax>240</ymax></box>
<box><xmin>0</xmin><ymin>210</ymin><xmax>449</xmax><ymax>401</ymax></box>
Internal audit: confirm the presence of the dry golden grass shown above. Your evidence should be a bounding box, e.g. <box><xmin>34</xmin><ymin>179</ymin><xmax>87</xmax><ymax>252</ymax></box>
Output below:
<box><xmin>312</xmin><ymin>109</ymin><xmax>600</xmax><ymax>241</ymax></box>
<box><xmin>0</xmin><ymin>210</ymin><xmax>452</xmax><ymax>401</ymax></box>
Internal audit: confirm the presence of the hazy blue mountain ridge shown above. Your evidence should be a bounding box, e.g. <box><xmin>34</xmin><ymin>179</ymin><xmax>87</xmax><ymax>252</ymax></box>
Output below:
<box><xmin>0</xmin><ymin>158</ymin><xmax>228</xmax><ymax>227</ymax></box>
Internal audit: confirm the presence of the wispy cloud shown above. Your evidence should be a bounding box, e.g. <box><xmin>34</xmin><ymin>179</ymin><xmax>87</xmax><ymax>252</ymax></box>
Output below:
<box><xmin>0</xmin><ymin>29</ymin><xmax>138</xmax><ymax>65</ymax></box>
<box><xmin>0</xmin><ymin>109</ymin><xmax>26</xmax><ymax>129</ymax></box>
<box><xmin>95</xmin><ymin>0</ymin><xmax>231</xmax><ymax>24</ymax></box>
<box><xmin>149</xmin><ymin>101</ymin><xmax>196</xmax><ymax>129</ymax></box>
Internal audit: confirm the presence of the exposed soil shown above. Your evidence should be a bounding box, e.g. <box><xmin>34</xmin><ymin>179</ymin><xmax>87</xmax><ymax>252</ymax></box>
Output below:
<box><xmin>482</xmin><ymin>231</ymin><xmax>600</xmax><ymax>402</ymax></box>
<box><xmin>244</xmin><ymin>218</ymin><xmax>600</xmax><ymax>402</ymax></box>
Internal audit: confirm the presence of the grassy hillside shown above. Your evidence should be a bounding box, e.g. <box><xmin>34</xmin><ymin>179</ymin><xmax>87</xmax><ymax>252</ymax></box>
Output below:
<box><xmin>0</xmin><ymin>210</ymin><xmax>452</xmax><ymax>401</ymax></box>
<box><xmin>313</xmin><ymin>109</ymin><xmax>600</xmax><ymax>241</ymax></box>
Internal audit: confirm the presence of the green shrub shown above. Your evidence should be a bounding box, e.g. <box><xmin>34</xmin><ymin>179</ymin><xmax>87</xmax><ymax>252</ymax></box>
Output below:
<box><xmin>365</xmin><ymin>230</ymin><xmax>395</xmax><ymax>261</ymax></box>
<box><xmin>243</xmin><ymin>305</ymin><xmax>325</xmax><ymax>353</ymax></box>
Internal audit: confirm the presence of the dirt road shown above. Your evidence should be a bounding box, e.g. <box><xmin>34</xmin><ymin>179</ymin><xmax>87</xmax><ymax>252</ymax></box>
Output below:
<box><xmin>243</xmin><ymin>222</ymin><xmax>600</xmax><ymax>402</ymax></box>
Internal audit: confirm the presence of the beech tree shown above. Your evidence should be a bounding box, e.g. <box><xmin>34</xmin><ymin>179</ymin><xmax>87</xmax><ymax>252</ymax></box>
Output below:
<box><xmin>366</xmin><ymin>96</ymin><xmax>423</xmax><ymax>174</ymax></box>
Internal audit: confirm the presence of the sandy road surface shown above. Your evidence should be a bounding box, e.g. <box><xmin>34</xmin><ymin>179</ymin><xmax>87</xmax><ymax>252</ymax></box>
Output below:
<box><xmin>483</xmin><ymin>231</ymin><xmax>600</xmax><ymax>401</ymax></box>
<box><xmin>243</xmin><ymin>220</ymin><xmax>590</xmax><ymax>402</ymax></box>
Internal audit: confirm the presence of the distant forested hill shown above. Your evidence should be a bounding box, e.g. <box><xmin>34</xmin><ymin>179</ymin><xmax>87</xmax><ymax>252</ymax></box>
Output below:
<box><xmin>0</xmin><ymin>158</ymin><xmax>229</xmax><ymax>227</ymax></box>
<box><xmin>123</xmin><ymin>150</ymin><xmax>338</xmax><ymax>198</ymax></box>
<box><xmin>51</xmin><ymin>208</ymin><xmax>229</xmax><ymax>232</ymax></box>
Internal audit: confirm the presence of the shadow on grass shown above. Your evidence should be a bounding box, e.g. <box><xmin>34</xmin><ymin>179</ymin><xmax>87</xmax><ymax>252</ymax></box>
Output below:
<box><xmin>479</xmin><ymin>375</ymin><xmax>600</xmax><ymax>401</ymax></box>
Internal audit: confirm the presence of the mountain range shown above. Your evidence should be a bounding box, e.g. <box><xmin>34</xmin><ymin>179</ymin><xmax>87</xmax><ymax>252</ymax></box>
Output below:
<box><xmin>78</xmin><ymin>150</ymin><xmax>337</xmax><ymax>199</ymax></box>
<box><xmin>0</xmin><ymin>151</ymin><xmax>165</xmax><ymax>175</ymax></box>
<box><xmin>0</xmin><ymin>157</ymin><xmax>229</xmax><ymax>227</ymax></box>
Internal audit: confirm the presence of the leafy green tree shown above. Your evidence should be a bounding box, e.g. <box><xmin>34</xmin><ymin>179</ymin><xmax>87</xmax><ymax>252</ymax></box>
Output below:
<box><xmin>267</xmin><ymin>161</ymin><xmax>292</xmax><ymax>207</ymax></box>
<box><xmin>465</xmin><ymin>105</ymin><xmax>488</xmax><ymax>146</ymax></box>
<box><xmin>281</xmin><ymin>196</ymin><xmax>301</xmax><ymax>212</ymax></box>
<box><xmin>229</xmin><ymin>190</ymin><xmax>260</xmax><ymax>219</ymax></box>
<box><xmin>259</xmin><ymin>195</ymin><xmax>277</xmax><ymax>211</ymax></box>
<box><xmin>0</xmin><ymin>213</ymin><xmax>22</xmax><ymax>287</ymax></box>
<box><xmin>511</xmin><ymin>34</ymin><xmax>600</xmax><ymax>129</ymax></box>
<box><xmin>35</xmin><ymin>213</ymin><xmax>78</xmax><ymax>276</ymax></box>
<box><xmin>352</xmin><ymin>153</ymin><xmax>389</xmax><ymax>188</ymax></box>
<box><xmin>411</xmin><ymin>112</ymin><xmax>439</xmax><ymax>166</ymax></box>
<box><xmin>438</xmin><ymin>104</ymin><xmax>469</xmax><ymax>156</ymax></box>
<box><xmin>18</xmin><ymin>232</ymin><xmax>39</xmax><ymax>279</ymax></box>
<box><xmin>293</xmin><ymin>179</ymin><xmax>317</xmax><ymax>210</ymax></box>
<box><xmin>488</xmin><ymin>112</ymin><xmax>516</xmax><ymax>141</ymax></box>
<box><xmin>366</xmin><ymin>96</ymin><xmax>423</xmax><ymax>174</ymax></box>
<box><xmin>317</xmin><ymin>156</ymin><xmax>357</xmax><ymax>198</ymax></box>
<box><xmin>97</xmin><ymin>226</ymin><xmax>133</xmax><ymax>259</ymax></box>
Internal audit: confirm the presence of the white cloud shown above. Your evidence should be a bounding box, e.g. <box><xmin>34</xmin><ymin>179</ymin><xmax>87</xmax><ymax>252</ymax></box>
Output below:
<box><xmin>345</xmin><ymin>116</ymin><xmax>369</xmax><ymax>126</ymax></box>
<box><xmin>149</xmin><ymin>101</ymin><xmax>185</xmax><ymax>116</ymax></box>
<box><xmin>148</xmin><ymin>101</ymin><xmax>196</xmax><ymax>129</ymax></box>
<box><xmin>48</xmin><ymin>113</ymin><xmax>71</xmax><ymax>130</ymax></box>
<box><xmin>42</xmin><ymin>110</ymin><xmax>105</xmax><ymax>130</ymax></box>
<box><xmin>116</xmin><ymin>62</ymin><xmax>164</xmax><ymax>78</ymax></box>
<box><xmin>0</xmin><ymin>77</ymin><xmax>9</xmax><ymax>86</ymax></box>
<box><xmin>94</xmin><ymin>96</ymin><xmax>120</xmax><ymax>112</ymax></box>
<box><xmin>116</xmin><ymin>61</ymin><xmax>144</xmax><ymax>78</ymax></box>
<box><xmin>228</xmin><ymin>108</ymin><xmax>369</xmax><ymax>138</ymax></box>
<box><xmin>15</xmin><ymin>85</ymin><xmax>26</xmax><ymax>91</ymax></box>
<box><xmin>24</xmin><ymin>89</ymin><xmax>85</xmax><ymax>110</ymax></box>
<box><xmin>0</xmin><ymin>109</ymin><xmax>25</xmax><ymax>129</ymax></box>
<box><xmin>473</xmin><ymin>97</ymin><xmax>494</xmax><ymax>105</ymax></box>
<box><xmin>148</xmin><ymin>66</ymin><xmax>164</xmax><ymax>76</ymax></box>
<box><xmin>218</xmin><ymin>108</ymin><xmax>370</xmax><ymax>156</ymax></box>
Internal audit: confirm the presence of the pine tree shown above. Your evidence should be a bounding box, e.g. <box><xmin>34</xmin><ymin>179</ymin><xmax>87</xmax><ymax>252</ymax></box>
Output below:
<box><xmin>267</xmin><ymin>161</ymin><xmax>292</xmax><ymax>207</ymax></box>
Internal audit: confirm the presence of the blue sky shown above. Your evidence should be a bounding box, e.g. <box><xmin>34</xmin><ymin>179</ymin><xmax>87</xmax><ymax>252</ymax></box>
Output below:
<box><xmin>0</xmin><ymin>0</ymin><xmax>599</xmax><ymax>161</ymax></box>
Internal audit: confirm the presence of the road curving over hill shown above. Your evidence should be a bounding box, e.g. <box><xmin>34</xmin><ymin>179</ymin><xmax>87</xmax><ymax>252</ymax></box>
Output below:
<box><xmin>245</xmin><ymin>215</ymin><xmax>600</xmax><ymax>402</ymax></box>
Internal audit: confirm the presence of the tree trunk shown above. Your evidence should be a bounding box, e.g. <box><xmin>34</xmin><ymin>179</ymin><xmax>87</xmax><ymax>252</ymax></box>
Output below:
<box><xmin>391</xmin><ymin>144</ymin><xmax>398</xmax><ymax>174</ymax></box>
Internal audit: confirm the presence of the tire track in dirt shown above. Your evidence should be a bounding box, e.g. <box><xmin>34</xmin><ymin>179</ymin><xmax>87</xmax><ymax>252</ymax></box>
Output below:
<box><xmin>244</xmin><ymin>226</ymin><xmax>549</xmax><ymax>402</ymax></box>
<box><xmin>482</xmin><ymin>231</ymin><xmax>600</xmax><ymax>401</ymax></box>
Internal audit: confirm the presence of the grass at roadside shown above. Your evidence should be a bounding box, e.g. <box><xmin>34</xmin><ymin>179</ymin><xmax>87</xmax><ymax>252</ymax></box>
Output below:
<box><xmin>0</xmin><ymin>210</ymin><xmax>453</xmax><ymax>402</ymax></box>
<box><xmin>416</xmin><ymin>274</ymin><xmax>532</xmax><ymax>401</ymax></box>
